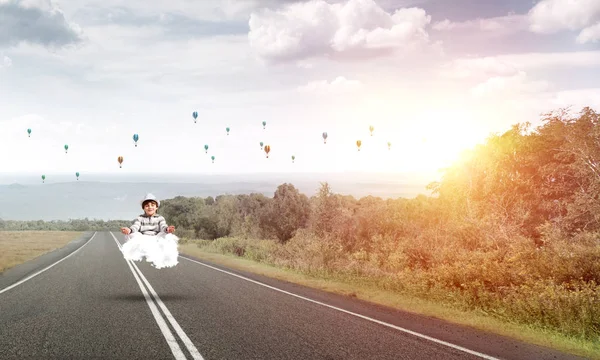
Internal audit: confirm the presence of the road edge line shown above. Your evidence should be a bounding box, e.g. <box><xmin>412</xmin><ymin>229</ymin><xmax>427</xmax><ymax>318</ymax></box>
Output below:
<box><xmin>0</xmin><ymin>231</ymin><xmax>97</xmax><ymax>295</ymax></box>
<box><xmin>179</xmin><ymin>255</ymin><xmax>500</xmax><ymax>360</ymax></box>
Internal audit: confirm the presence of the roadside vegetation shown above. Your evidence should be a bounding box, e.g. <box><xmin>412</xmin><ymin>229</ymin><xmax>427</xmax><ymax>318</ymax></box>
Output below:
<box><xmin>2</xmin><ymin>106</ymin><xmax>599</xmax><ymax>357</ymax></box>
<box><xmin>0</xmin><ymin>231</ymin><xmax>84</xmax><ymax>272</ymax></box>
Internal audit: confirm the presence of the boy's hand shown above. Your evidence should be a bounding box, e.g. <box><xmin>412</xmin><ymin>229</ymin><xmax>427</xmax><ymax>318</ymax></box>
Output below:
<box><xmin>121</xmin><ymin>227</ymin><xmax>131</xmax><ymax>235</ymax></box>
<box><xmin>166</xmin><ymin>226</ymin><xmax>175</xmax><ymax>233</ymax></box>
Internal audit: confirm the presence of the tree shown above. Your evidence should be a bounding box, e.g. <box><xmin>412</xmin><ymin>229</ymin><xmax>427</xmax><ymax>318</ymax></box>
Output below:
<box><xmin>262</xmin><ymin>183</ymin><xmax>310</xmax><ymax>243</ymax></box>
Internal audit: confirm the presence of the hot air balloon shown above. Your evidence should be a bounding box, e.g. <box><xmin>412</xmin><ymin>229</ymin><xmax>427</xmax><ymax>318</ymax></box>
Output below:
<box><xmin>204</xmin><ymin>144</ymin><xmax>209</xmax><ymax>154</ymax></box>
<box><xmin>262</xmin><ymin>121</ymin><xmax>266</xmax><ymax>129</ymax></box>
<box><xmin>133</xmin><ymin>133</ymin><xmax>139</xmax><ymax>147</ymax></box>
<box><xmin>387</xmin><ymin>141</ymin><xmax>391</xmax><ymax>150</ymax></box>
<box><xmin>356</xmin><ymin>140</ymin><xmax>362</xmax><ymax>151</ymax></box>
<box><xmin>226</xmin><ymin>127</ymin><xmax>230</xmax><ymax>135</ymax></box>
<box><xmin>264</xmin><ymin>145</ymin><xmax>271</xmax><ymax>158</ymax></box>
<box><xmin>41</xmin><ymin>174</ymin><xmax>45</xmax><ymax>183</ymax></box>
<box><xmin>369</xmin><ymin>125</ymin><xmax>374</xmax><ymax>136</ymax></box>
<box><xmin>291</xmin><ymin>155</ymin><xmax>295</xmax><ymax>163</ymax></box>
<box><xmin>76</xmin><ymin>172</ymin><xmax>80</xmax><ymax>180</ymax></box>
<box><xmin>322</xmin><ymin>132</ymin><xmax>328</xmax><ymax>144</ymax></box>
<box><xmin>27</xmin><ymin>128</ymin><xmax>32</xmax><ymax>137</ymax></box>
<box><xmin>260</xmin><ymin>141</ymin><xmax>263</xmax><ymax>150</ymax></box>
<box><xmin>211</xmin><ymin>155</ymin><xmax>215</xmax><ymax>163</ymax></box>
<box><xmin>118</xmin><ymin>156</ymin><xmax>123</xmax><ymax>168</ymax></box>
<box><xmin>64</xmin><ymin>144</ymin><xmax>69</xmax><ymax>153</ymax></box>
<box><xmin>192</xmin><ymin>111</ymin><xmax>198</xmax><ymax>123</ymax></box>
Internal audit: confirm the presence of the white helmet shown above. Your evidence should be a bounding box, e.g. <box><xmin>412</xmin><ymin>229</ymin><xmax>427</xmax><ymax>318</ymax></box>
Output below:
<box><xmin>141</xmin><ymin>193</ymin><xmax>160</xmax><ymax>208</ymax></box>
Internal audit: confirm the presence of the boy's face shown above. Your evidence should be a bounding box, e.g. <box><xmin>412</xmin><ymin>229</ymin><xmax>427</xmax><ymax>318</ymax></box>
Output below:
<box><xmin>143</xmin><ymin>201</ymin><xmax>158</xmax><ymax>216</ymax></box>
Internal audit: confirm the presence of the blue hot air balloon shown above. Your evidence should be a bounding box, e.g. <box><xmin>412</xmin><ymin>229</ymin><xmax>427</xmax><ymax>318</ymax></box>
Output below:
<box><xmin>192</xmin><ymin>111</ymin><xmax>198</xmax><ymax>123</ymax></box>
<box><xmin>133</xmin><ymin>133</ymin><xmax>139</xmax><ymax>147</ymax></box>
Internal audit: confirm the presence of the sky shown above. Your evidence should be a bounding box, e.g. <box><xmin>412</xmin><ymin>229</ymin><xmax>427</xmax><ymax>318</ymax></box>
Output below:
<box><xmin>1</xmin><ymin>0</ymin><xmax>599</xmax><ymax>180</ymax></box>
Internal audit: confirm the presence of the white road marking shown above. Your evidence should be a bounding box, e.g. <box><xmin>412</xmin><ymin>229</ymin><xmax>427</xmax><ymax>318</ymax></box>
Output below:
<box><xmin>111</xmin><ymin>233</ymin><xmax>188</xmax><ymax>360</ymax></box>
<box><xmin>111</xmin><ymin>232</ymin><xmax>204</xmax><ymax>360</ymax></box>
<box><xmin>180</xmin><ymin>255</ymin><xmax>501</xmax><ymax>360</ymax></box>
<box><xmin>0</xmin><ymin>232</ymin><xmax>98</xmax><ymax>295</ymax></box>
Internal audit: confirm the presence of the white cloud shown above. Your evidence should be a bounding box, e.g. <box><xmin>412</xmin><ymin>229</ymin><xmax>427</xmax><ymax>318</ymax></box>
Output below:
<box><xmin>470</xmin><ymin>71</ymin><xmax>553</xmax><ymax>98</ymax></box>
<box><xmin>248</xmin><ymin>0</ymin><xmax>436</xmax><ymax>63</ymax></box>
<box><xmin>576</xmin><ymin>22</ymin><xmax>600</xmax><ymax>44</ymax></box>
<box><xmin>528</xmin><ymin>0</ymin><xmax>600</xmax><ymax>44</ymax></box>
<box><xmin>0</xmin><ymin>55</ymin><xmax>11</xmax><ymax>68</ymax></box>
<box><xmin>433</xmin><ymin>13</ymin><xmax>528</xmax><ymax>35</ymax></box>
<box><xmin>0</xmin><ymin>0</ymin><xmax>83</xmax><ymax>48</ymax></box>
<box><xmin>297</xmin><ymin>76</ymin><xmax>362</xmax><ymax>93</ymax></box>
<box><xmin>441</xmin><ymin>51</ymin><xmax>600</xmax><ymax>79</ymax></box>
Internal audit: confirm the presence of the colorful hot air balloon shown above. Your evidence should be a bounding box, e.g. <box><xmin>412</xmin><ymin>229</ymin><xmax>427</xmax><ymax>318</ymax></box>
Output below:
<box><xmin>204</xmin><ymin>144</ymin><xmax>209</xmax><ymax>154</ymax></box>
<box><xmin>262</xmin><ymin>121</ymin><xmax>266</xmax><ymax>129</ymax></box>
<box><xmin>211</xmin><ymin>155</ymin><xmax>215</xmax><ymax>163</ymax></box>
<box><xmin>76</xmin><ymin>172</ymin><xmax>80</xmax><ymax>180</ymax></box>
<box><xmin>291</xmin><ymin>155</ymin><xmax>295</xmax><ymax>163</ymax></box>
<box><xmin>369</xmin><ymin>125</ymin><xmax>374</xmax><ymax>136</ymax></box>
<box><xmin>387</xmin><ymin>141</ymin><xmax>391</xmax><ymax>150</ymax></box>
<box><xmin>118</xmin><ymin>156</ymin><xmax>123</xmax><ymax>168</ymax></box>
<box><xmin>27</xmin><ymin>128</ymin><xmax>32</xmax><ymax>137</ymax></box>
<box><xmin>356</xmin><ymin>140</ymin><xmax>362</xmax><ymax>151</ymax></box>
<box><xmin>322</xmin><ymin>132</ymin><xmax>328</xmax><ymax>144</ymax></box>
<box><xmin>133</xmin><ymin>133</ymin><xmax>139</xmax><ymax>147</ymax></box>
<box><xmin>226</xmin><ymin>127</ymin><xmax>230</xmax><ymax>135</ymax></box>
<box><xmin>260</xmin><ymin>141</ymin><xmax>263</xmax><ymax>150</ymax></box>
<box><xmin>41</xmin><ymin>174</ymin><xmax>45</xmax><ymax>183</ymax></box>
<box><xmin>264</xmin><ymin>145</ymin><xmax>271</xmax><ymax>158</ymax></box>
<box><xmin>64</xmin><ymin>144</ymin><xmax>69</xmax><ymax>153</ymax></box>
<box><xmin>192</xmin><ymin>111</ymin><xmax>198</xmax><ymax>123</ymax></box>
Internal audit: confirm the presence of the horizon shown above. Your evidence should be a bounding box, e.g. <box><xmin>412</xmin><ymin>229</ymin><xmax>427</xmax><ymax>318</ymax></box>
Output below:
<box><xmin>0</xmin><ymin>170</ymin><xmax>441</xmax><ymax>185</ymax></box>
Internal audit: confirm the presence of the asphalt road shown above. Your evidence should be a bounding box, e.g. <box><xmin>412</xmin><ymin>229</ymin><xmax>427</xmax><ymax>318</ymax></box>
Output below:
<box><xmin>0</xmin><ymin>231</ymin><xmax>589</xmax><ymax>360</ymax></box>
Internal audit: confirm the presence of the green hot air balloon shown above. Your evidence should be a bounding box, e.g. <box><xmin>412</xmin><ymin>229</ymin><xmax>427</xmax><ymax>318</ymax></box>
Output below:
<box><xmin>262</xmin><ymin>121</ymin><xmax>266</xmax><ymax>129</ymax></box>
<box><xmin>260</xmin><ymin>141</ymin><xmax>264</xmax><ymax>150</ymax></box>
<box><xmin>387</xmin><ymin>141</ymin><xmax>391</xmax><ymax>150</ymax></box>
<box><xmin>64</xmin><ymin>144</ymin><xmax>69</xmax><ymax>153</ymax></box>
<box><xmin>226</xmin><ymin>127</ymin><xmax>230</xmax><ymax>135</ymax></box>
<box><xmin>27</xmin><ymin>128</ymin><xmax>32</xmax><ymax>137</ymax></box>
<box><xmin>291</xmin><ymin>155</ymin><xmax>295</xmax><ymax>163</ymax></box>
<box><xmin>211</xmin><ymin>155</ymin><xmax>215</xmax><ymax>163</ymax></box>
<box><xmin>41</xmin><ymin>174</ymin><xmax>45</xmax><ymax>183</ymax></box>
<box><xmin>204</xmin><ymin>144</ymin><xmax>209</xmax><ymax>154</ymax></box>
<box><xmin>76</xmin><ymin>172</ymin><xmax>80</xmax><ymax>180</ymax></box>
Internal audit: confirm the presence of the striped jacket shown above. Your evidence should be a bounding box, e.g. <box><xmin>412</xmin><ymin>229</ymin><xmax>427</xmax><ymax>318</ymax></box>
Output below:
<box><xmin>129</xmin><ymin>214</ymin><xmax>169</xmax><ymax>235</ymax></box>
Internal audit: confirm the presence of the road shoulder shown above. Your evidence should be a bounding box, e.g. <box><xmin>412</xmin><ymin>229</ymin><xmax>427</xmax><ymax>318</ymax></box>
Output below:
<box><xmin>0</xmin><ymin>231</ymin><xmax>95</xmax><ymax>291</ymax></box>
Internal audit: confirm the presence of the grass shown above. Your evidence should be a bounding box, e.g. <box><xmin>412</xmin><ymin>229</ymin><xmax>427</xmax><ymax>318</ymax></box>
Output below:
<box><xmin>178</xmin><ymin>242</ymin><xmax>600</xmax><ymax>360</ymax></box>
<box><xmin>0</xmin><ymin>231</ymin><xmax>84</xmax><ymax>273</ymax></box>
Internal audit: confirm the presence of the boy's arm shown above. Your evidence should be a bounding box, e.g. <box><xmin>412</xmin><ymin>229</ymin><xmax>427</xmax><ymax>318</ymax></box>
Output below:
<box><xmin>158</xmin><ymin>216</ymin><xmax>168</xmax><ymax>233</ymax></box>
<box><xmin>130</xmin><ymin>217</ymin><xmax>141</xmax><ymax>233</ymax></box>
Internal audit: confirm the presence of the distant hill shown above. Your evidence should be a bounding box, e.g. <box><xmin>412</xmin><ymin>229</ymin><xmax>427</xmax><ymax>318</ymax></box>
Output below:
<box><xmin>0</xmin><ymin>172</ymin><xmax>434</xmax><ymax>220</ymax></box>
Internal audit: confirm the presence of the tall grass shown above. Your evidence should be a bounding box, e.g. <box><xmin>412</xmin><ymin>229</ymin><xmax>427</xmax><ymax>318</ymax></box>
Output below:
<box><xmin>183</xmin><ymin>224</ymin><xmax>600</xmax><ymax>344</ymax></box>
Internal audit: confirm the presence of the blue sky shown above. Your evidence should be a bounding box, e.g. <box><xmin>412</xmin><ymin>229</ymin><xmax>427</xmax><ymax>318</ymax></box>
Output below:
<box><xmin>0</xmin><ymin>0</ymin><xmax>599</xmax><ymax>179</ymax></box>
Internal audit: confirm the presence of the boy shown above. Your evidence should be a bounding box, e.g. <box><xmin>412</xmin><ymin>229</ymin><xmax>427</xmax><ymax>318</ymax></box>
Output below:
<box><xmin>121</xmin><ymin>193</ymin><xmax>175</xmax><ymax>235</ymax></box>
<box><xmin>120</xmin><ymin>193</ymin><xmax>179</xmax><ymax>269</ymax></box>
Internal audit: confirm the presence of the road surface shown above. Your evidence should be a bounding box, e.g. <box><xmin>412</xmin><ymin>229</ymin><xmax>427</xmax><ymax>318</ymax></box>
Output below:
<box><xmin>0</xmin><ymin>231</ymin><xmax>589</xmax><ymax>359</ymax></box>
